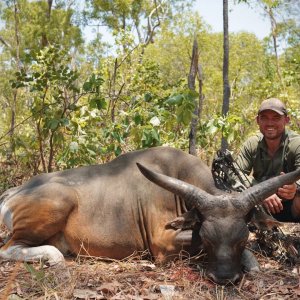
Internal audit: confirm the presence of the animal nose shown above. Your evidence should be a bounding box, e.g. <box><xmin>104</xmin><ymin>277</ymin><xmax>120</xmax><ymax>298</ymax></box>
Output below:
<box><xmin>207</xmin><ymin>272</ymin><xmax>241</xmax><ymax>285</ymax></box>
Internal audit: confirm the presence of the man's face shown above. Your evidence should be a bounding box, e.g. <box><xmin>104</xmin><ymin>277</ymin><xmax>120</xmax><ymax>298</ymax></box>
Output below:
<box><xmin>256</xmin><ymin>110</ymin><xmax>289</xmax><ymax>140</ymax></box>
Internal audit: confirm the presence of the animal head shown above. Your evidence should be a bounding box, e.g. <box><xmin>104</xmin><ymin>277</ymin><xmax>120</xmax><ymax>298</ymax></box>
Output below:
<box><xmin>137</xmin><ymin>162</ymin><xmax>300</xmax><ymax>284</ymax></box>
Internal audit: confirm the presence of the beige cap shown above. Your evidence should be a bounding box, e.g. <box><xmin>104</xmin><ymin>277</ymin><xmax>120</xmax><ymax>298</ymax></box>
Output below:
<box><xmin>258</xmin><ymin>98</ymin><xmax>287</xmax><ymax>115</ymax></box>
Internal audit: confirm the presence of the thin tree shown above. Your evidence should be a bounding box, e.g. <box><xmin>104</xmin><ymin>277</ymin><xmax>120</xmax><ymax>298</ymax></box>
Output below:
<box><xmin>188</xmin><ymin>38</ymin><xmax>204</xmax><ymax>156</ymax></box>
<box><xmin>221</xmin><ymin>0</ymin><xmax>230</xmax><ymax>152</ymax></box>
<box><xmin>188</xmin><ymin>38</ymin><xmax>199</xmax><ymax>156</ymax></box>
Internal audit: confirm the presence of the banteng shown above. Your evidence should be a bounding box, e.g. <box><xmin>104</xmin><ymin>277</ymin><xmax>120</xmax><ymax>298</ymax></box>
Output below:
<box><xmin>1</xmin><ymin>147</ymin><xmax>299</xmax><ymax>284</ymax></box>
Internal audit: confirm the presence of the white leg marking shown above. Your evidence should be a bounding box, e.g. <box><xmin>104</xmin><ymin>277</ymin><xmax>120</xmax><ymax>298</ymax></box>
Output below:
<box><xmin>0</xmin><ymin>202</ymin><xmax>13</xmax><ymax>231</ymax></box>
<box><xmin>0</xmin><ymin>187</ymin><xmax>19</xmax><ymax>203</ymax></box>
<box><xmin>0</xmin><ymin>245</ymin><xmax>65</xmax><ymax>266</ymax></box>
<box><xmin>0</xmin><ymin>187</ymin><xmax>20</xmax><ymax>230</ymax></box>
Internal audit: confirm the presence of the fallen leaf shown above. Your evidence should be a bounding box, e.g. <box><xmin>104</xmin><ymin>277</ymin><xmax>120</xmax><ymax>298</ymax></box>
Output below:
<box><xmin>73</xmin><ymin>289</ymin><xmax>104</xmax><ymax>299</ymax></box>
<box><xmin>8</xmin><ymin>295</ymin><xmax>23</xmax><ymax>300</ymax></box>
<box><xmin>160</xmin><ymin>284</ymin><xmax>176</xmax><ymax>299</ymax></box>
<box><xmin>140</xmin><ymin>262</ymin><xmax>156</xmax><ymax>271</ymax></box>
<box><xmin>97</xmin><ymin>281</ymin><xmax>121</xmax><ymax>294</ymax></box>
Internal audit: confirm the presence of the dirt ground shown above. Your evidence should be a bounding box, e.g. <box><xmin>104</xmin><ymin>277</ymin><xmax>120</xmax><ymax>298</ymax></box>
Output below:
<box><xmin>1</xmin><ymin>223</ymin><xmax>300</xmax><ymax>300</ymax></box>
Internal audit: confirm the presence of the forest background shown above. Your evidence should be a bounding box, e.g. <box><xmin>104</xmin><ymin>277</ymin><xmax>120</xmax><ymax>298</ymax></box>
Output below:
<box><xmin>0</xmin><ymin>0</ymin><xmax>299</xmax><ymax>192</ymax></box>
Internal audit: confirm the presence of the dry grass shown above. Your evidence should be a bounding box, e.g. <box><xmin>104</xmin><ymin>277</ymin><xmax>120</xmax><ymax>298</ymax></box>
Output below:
<box><xmin>1</xmin><ymin>224</ymin><xmax>300</xmax><ymax>300</ymax></box>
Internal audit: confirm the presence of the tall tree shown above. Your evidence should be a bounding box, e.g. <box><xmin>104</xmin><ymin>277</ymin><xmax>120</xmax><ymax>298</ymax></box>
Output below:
<box><xmin>262</xmin><ymin>1</ymin><xmax>283</xmax><ymax>82</ymax></box>
<box><xmin>187</xmin><ymin>38</ymin><xmax>205</xmax><ymax>156</ymax></box>
<box><xmin>188</xmin><ymin>38</ymin><xmax>199</xmax><ymax>156</ymax></box>
<box><xmin>0</xmin><ymin>0</ymin><xmax>83</xmax><ymax>59</ymax></box>
<box><xmin>221</xmin><ymin>0</ymin><xmax>230</xmax><ymax>151</ymax></box>
<box><xmin>84</xmin><ymin>0</ymin><xmax>195</xmax><ymax>52</ymax></box>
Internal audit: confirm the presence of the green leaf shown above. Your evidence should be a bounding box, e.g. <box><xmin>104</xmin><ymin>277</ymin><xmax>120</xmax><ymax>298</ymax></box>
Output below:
<box><xmin>87</xmin><ymin>148</ymin><xmax>96</xmax><ymax>156</ymax></box>
<box><xmin>207</xmin><ymin>124</ymin><xmax>218</xmax><ymax>135</ymax></box>
<box><xmin>114</xmin><ymin>146</ymin><xmax>122</xmax><ymax>156</ymax></box>
<box><xmin>60</xmin><ymin>118</ymin><xmax>70</xmax><ymax>126</ymax></box>
<box><xmin>69</xmin><ymin>142</ymin><xmax>79</xmax><ymax>152</ymax></box>
<box><xmin>144</xmin><ymin>92</ymin><xmax>152</xmax><ymax>102</ymax></box>
<box><xmin>83</xmin><ymin>81</ymin><xmax>92</xmax><ymax>92</ymax></box>
<box><xmin>48</xmin><ymin>119</ymin><xmax>59</xmax><ymax>130</ymax></box>
<box><xmin>165</xmin><ymin>94</ymin><xmax>183</xmax><ymax>105</ymax></box>
<box><xmin>182</xmin><ymin>110</ymin><xmax>192</xmax><ymax>125</ymax></box>
<box><xmin>23</xmin><ymin>262</ymin><xmax>45</xmax><ymax>281</ymax></box>
<box><xmin>134</xmin><ymin>113</ymin><xmax>142</xmax><ymax>125</ymax></box>
<box><xmin>90</xmin><ymin>98</ymin><xmax>107</xmax><ymax>110</ymax></box>
<box><xmin>151</xmin><ymin>128</ymin><xmax>160</xmax><ymax>141</ymax></box>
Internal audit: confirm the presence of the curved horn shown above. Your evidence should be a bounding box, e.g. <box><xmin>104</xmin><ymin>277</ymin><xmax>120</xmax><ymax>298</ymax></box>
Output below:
<box><xmin>237</xmin><ymin>168</ymin><xmax>300</xmax><ymax>213</ymax></box>
<box><xmin>136</xmin><ymin>162</ymin><xmax>215</xmax><ymax>211</ymax></box>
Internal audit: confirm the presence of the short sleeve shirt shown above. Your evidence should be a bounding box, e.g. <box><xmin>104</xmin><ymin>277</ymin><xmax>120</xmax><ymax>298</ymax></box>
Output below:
<box><xmin>236</xmin><ymin>130</ymin><xmax>300</xmax><ymax>186</ymax></box>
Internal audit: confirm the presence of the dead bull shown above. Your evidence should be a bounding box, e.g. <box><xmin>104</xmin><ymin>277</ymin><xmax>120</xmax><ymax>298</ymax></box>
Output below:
<box><xmin>0</xmin><ymin>146</ymin><xmax>299</xmax><ymax>285</ymax></box>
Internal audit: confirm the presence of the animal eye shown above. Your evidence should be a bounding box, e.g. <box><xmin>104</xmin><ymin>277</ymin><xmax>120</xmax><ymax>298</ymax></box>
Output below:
<box><xmin>239</xmin><ymin>239</ymin><xmax>248</xmax><ymax>248</ymax></box>
<box><xmin>201</xmin><ymin>237</ymin><xmax>213</xmax><ymax>248</ymax></box>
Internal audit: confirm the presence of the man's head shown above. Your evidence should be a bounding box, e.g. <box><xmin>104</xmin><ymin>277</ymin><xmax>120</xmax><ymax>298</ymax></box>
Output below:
<box><xmin>256</xmin><ymin>98</ymin><xmax>289</xmax><ymax>141</ymax></box>
<box><xmin>258</xmin><ymin>98</ymin><xmax>287</xmax><ymax>116</ymax></box>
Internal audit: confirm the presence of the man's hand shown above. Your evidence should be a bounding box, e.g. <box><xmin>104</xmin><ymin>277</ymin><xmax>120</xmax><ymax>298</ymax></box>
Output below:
<box><xmin>277</xmin><ymin>172</ymin><xmax>297</xmax><ymax>200</ymax></box>
<box><xmin>277</xmin><ymin>183</ymin><xmax>297</xmax><ymax>200</ymax></box>
<box><xmin>263</xmin><ymin>194</ymin><xmax>283</xmax><ymax>214</ymax></box>
<box><xmin>263</xmin><ymin>171</ymin><xmax>297</xmax><ymax>214</ymax></box>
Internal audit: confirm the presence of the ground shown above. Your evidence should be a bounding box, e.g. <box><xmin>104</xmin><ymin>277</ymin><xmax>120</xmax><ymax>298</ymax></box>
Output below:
<box><xmin>1</xmin><ymin>223</ymin><xmax>300</xmax><ymax>300</ymax></box>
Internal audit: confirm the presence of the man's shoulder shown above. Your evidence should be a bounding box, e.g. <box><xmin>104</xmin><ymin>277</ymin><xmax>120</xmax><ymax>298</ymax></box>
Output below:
<box><xmin>286</xmin><ymin>130</ymin><xmax>300</xmax><ymax>150</ymax></box>
<box><xmin>240</xmin><ymin>132</ymin><xmax>263</xmax><ymax>154</ymax></box>
<box><xmin>244</xmin><ymin>132</ymin><xmax>263</xmax><ymax>146</ymax></box>
<box><xmin>287</xmin><ymin>130</ymin><xmax>300</xmax><ymax>140</ymax></box>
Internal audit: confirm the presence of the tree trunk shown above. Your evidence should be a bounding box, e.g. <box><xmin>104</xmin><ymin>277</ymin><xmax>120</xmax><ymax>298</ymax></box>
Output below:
<box><xmin>265</xmin><ymin>5</ymin><xmax>282</xmax><ymax>82</ymax></box>
<box><xmin>41</xmin><ymin>0</ymin><xmax>53</xmax><ymax>47</ymax></box>
<box><xmin>7</xmin><ymin>0</ymin><xmax>21</xmax><ymax>161</ymax></box>
<box><xmin>221</xmin><ymin>0</ymin><xmax>230</xmax><ymax>152</ymax></box>
<box><xmin>188</xmin><ymin>39</ymin><xmax>199</xmax><ymax>156</ymax></box>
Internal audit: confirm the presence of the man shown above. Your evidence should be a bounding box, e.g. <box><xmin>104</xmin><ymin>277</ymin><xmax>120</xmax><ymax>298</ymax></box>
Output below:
<box><xmin>235</xmin><ymin>98</ymin><xmax>300</xmax><ymax>222</ymax></box>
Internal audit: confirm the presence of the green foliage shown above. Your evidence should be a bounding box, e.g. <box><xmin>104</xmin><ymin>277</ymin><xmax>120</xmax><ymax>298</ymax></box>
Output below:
<box><xmin>0</xmin><ymin>0</ymin><xmax>299</xmax><ymax>185</ymax></box>
<box><xmin>85</xmin><ymin>0</ymin><xmax>195</xmax><ymax>44</ymax></box>
<box><xmin>8</xmin><ymin>44</ymin><xmax>106</xmax><ymax>171</ymax></box>
<box><xmin>166</xmin><ymin>90</ymin><xmax>197</xmax><ymax>126</ymax></box>
<box><xmin>0</xmin><ymin>0</ymin><xmax>82</xmax><ymax>61</ymax></box>
<box><xmin>196</xmin><ymin>114</ymin><xmax>245</xmax><ymax>162</ymax></box>
<box><xmin>23</xmin><ymin>261</ymin><xmax>67</xmax><ymax>292</ymax></box>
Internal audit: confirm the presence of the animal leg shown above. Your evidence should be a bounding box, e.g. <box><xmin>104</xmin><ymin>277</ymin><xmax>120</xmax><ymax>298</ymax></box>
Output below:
<box><xmin>241</xmin><ymin>249</ymin><xmax>260</xmax><ymax>272</ymax></box>
<box><xmin>174</xmin><ymin>229</ymin><xmax>193</xmax><ymax>246</ymax></box>
<box><xmin>0</xmin><ymin>183</ymin><xmax>76</xmax><ymax>265</ymax></box>
<box><xmin>175</xmin><ymin>227</ymin><xmax>202</xmax><ymax>253</ymax></box>
<box><xmin>0</xmin><ymin>238</ymin><xmax>65</xmax><ymax>266</ymax></box>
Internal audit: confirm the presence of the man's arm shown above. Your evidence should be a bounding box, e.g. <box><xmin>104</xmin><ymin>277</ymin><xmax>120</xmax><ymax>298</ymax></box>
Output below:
<box><xmin>233</xmin><ymin>137</ymin><xmax>258</xmax><ymax>188</ymax></box>
<box><xmin>291</xmin><ymin>184</ymin><xmax>300</xmax><ymax>218</ymax></box>
<box><xmin>287</xmin><ymin>140</ymin><xmax>300</xmax><ymax>218</ymax></box>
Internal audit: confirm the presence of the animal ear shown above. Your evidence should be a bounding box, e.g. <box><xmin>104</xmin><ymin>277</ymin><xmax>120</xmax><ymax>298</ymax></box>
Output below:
<box><xmin>250</xmin><ymin>207</ymin><xmax>282</xmax><ymax>231</ymax></box>
<box><xmin>165</xmin><ymin>208</ymin><xmax>201</xmax><ymax>230</ymax></box>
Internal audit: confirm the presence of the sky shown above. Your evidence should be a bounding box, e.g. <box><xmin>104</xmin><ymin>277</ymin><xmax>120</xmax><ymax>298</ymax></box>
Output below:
<box><xmin>195</xmin><ymin>0</ymin><xmax>271</xmax><ymax>39</ymax></box>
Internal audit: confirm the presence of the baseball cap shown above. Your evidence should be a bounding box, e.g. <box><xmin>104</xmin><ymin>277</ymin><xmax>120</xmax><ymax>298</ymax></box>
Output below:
<box><xmin>258</xmin><ymin>98</ymin><xmax>287</xmax><ymax>115</ymax></box>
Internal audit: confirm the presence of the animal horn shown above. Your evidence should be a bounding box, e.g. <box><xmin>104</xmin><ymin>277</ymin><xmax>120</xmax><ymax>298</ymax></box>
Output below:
<box><xmin>136</xmin><ymin>163</ymin><xmax>214</xmax><ymax>210</ymax></box>
<box><xmin>237</xmin><ymin>168</ymin><xmax>300</xmax><ymax>212</ymax></box>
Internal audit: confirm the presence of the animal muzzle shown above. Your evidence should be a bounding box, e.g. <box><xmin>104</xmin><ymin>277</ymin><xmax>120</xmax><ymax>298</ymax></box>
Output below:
<box><xmin>206</xmin><ymin>260</ymin><xmax>242</xmax><ymax>285</ymax></box>
<box><xmin>206</xmin><ymin>270</ymin><xmax>241</xmax><ymax>285</ymax></box>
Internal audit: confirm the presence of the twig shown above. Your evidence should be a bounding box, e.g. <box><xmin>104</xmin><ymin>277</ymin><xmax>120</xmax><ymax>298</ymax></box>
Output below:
<box><xmin>258</xmin><ymin>278</ymin><xmax>284</xmax><ymax>299</ymax></box>
<box><xmin>0</xmin><ymin>261</ymin><xmax>21</xmax><ymax>300</ymax></box>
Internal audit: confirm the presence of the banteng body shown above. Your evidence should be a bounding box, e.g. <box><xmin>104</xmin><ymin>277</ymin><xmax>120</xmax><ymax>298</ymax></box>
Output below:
<box><xmin>1</xmin><ymin>146</ymin><xmax>300</xmax><ymax>284</ymax></box>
